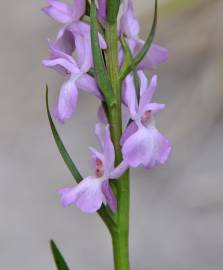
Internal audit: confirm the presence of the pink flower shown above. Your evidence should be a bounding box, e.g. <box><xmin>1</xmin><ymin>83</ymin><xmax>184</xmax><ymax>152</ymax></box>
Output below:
<box><xmin>96</xmin><ymin>0</ymin><xmax>107</xmax><ymax>25</ymax></box>
<box><xmin>42</xmin><ymin>31</ymin><xmax>103</xmax><ymax>123</ymax></box>
<box><xmin>120</xmin><ymin>0</ymin><xmax>168</xmax><ymax>70</ymax></box>
<box><xmin>42</xmin><ymin>0</ymin><xmax>108</xmax><ymax>123</ymax></box>
<box><xmin>59</xmin><ymin>124</ymin><xmax>127</xmax><ymax>213</ymax></box>
<box><xmin>42</xmin><ymin>0</ymin><xmax>106</xmax><ymax>56</ymax></box>
<box><xmin>42</xmin><ymin>0</ymin><xmax>86</xmax><ymax>24</ymax></box>
<box><xmin>121</xmin><ymin>71</ymin><xmax>171</xmax><ymax>169</ymax></box>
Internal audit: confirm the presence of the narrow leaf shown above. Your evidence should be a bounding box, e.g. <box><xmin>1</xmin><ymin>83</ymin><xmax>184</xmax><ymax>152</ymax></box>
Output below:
<box><xmin>90</xmin><ymin>1</ymin><xmax>114</xmax><ymax>103</ymax></box>
<box><xmin>120</xmin><ymin>0</ymin><xmax>157</xmax><ymax>80</ymax></box>
<box><xmin>46</xmin><ymin>86</ymin><xmax>82</xmax><ymax>183</ymax></box>
<box><xmin>50</xmin><ymin>240</ymin><xmax>70</xmax><ymax>270</ymax></box>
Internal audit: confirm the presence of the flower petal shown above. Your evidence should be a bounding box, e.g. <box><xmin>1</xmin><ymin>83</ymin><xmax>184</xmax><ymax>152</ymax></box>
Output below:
<box><xmin>89</xmin><ymin>147</ymin><xmax>104</xmax><ymax>164</ymax></box>
<box><xmin>48</xmin><ymin>33</ymin><xmax>75</xmax><ymax>62</ymax></box>
<box><xmin>143</xmin><ymin>102</ymin><xmax>165</xmax><ymax>115</ymax></box>
<box><xmin>110</xmin><ymin>160</ymin><xmax>129</xmax><ymax>179</ymax></box>
<box><xmin>139</xmin><ymin>75</ymin><xmax>158</xmax><ymax>114</ymax></box>
<box><xmin>59</xmin><ymin>177</ymin><xmax>104</xmax><ymax>213</ymax></box>
<box><xmin>103</xmin><ymin>125</ymin><xmax>115</xmax><ymax>173</ymax></box>
<box><xmin>122</xmin><ymin>75</ymin><xmax>138</xmax><ymax>118</ymax></box>
<box><xmin>97</xmin><ymin>0</ymin><xmax>107</xmax><ymax>24</ymax></box>
<box><xmin>122</xmin><ymin>126</ymin><xmax>153</xmax><ymax>168</ymax></box>
<box><xmin>42</xmin><ymin>57</ymin><xmax>78</xmax><ymax>74</ymax></box>
<box><xmin>54</xmin><ymin>77</ymin><xmax>78</xmax><ymax>123</ymax></box>
<box><xmin>69</xmin><ymin>20</ymin><xmax>90</xmax><ymax>34</ymax></box>
<box><xmin>120</xmin><ymin>0</ymin><xmax>140</xmax><ymax>38</ymax></box>
<box><xmin>144</xmin><ymin>125</ymin><xmax>172</xmax><ymax>169</ymax></box>
<box><xmin>138</xmin><ymin>70</ymin><xmax>148</xmax><ymax>96</ymax></box>
<box><xmin>47</xmin><ymin>0</ymin><xmax>71</xmax><ymax>14</ymax></box>
<box><xmin>72</xmin><ymin>0</ymin><xmax>86</xmax><ymax>21</ymax></box>
<box><xmin>93</xmin><ymin>124</ymin><xmax>115</xmax><ymax>174</ymax></box>
<box><xmin>122</xmin><ymin>104</ymin><xmax>131</xmax><ymax>128</ymax></box>
<box><xmin>120</xmin><ymin>121</ymin><xmax>138</xmax><ymax>146</ymax></box>
<box><xmin>102</xmin><ymin>181</ymin><xmax>117</xmax><ymax>213</ymax></box>
<box><xmin>69</xmin><ymin>21</ymin><xmax>107</xmax><ymax>49</ymax></box>
<box><xmin>76</xmin><ymin>74</ymin><xmax>102</xmax><ymax>99</ymax></box>
<box><xmin>98</xmin><ymin>33</ymin><xmax>107</xmax><ymax>50</ymax></box>
<box><xmin>74</xmin><ymin>32</ymin><xmax>92</xmax><ymax>72</ymax></box>
<box><xmin>122</xmin><ymin>124</ymin><xmax>171</xmax><ymax>169</ymax></box>
<box><xmin>53</xmin><ymin>28</ymin><xmax>75</xmax><ymax>56</ymax></box>
<box><xmin>138</xmin><ymin>42</ymin><xmax>169</xmax><ymax>70</ymax></box>
<box><xmin>42</xmin><ymin>5</ymin><xmax>71</xmax><ymax>24</ymax></box>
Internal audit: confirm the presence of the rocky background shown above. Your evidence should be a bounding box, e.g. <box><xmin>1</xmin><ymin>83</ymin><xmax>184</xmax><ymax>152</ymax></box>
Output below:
<box><xmin>0</xmin><ymin>0</ymin><xmax>222</xmax><ymax>269</ymax></box>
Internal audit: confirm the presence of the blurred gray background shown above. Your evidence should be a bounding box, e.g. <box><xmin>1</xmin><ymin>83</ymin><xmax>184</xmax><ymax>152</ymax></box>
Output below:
<box><xmin>0</xmin><ymin>0</ymin><xmax>223</xmax><ymax>269</ymax></box>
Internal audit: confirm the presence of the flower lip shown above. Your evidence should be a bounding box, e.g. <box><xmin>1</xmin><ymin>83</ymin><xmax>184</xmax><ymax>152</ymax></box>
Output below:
<box><xmin>65</xmin><ymin>70</ymin><xmax>71</xmax><ymax>75</ymax></box>
<box><xmin>95</xmin><ymin>158</ymin><xmax>104</xmax><ymax>178</ymax></box>
<box><xmin>141</xmin><ymin>110</ymin><xmax>152</xmax><ymax>126</ymax></box>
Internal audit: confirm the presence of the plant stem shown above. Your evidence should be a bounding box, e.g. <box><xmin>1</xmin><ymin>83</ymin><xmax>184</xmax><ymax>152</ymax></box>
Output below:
<box><xmin>112</xmin><ymin>170</ymin><xmax>130</xmax><ymax>270</ymax></box>
<box><xmin>105</xmin><ymin>20</ymin><xmax>130</xmax><ymax>270</ymax></box>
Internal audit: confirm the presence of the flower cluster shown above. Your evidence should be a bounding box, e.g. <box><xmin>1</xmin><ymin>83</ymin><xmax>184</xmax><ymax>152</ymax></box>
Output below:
<box><xmin>43</xmin><ymin>0</ymin><xmax>171</xmax><ymax>213</ymax></box>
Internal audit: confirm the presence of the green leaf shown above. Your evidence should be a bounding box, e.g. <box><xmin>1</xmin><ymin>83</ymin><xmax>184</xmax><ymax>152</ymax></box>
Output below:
<box><xmin>119</xmin><ymin>0</ymin><xmax>157</xmax><ymax>81</ymax></box>
<box><xmin>50</xmin><ymin>240</ymin><xmax>70</xmax><ymax>270</ymax></box>
<box><xmin>90</xmin><ymin>1</ymin><xmax>114</xmax><ymax>104</ymax></box>
<box><xmin>45</xmin><ymin>86</ymin><xmax>82</xmax><ymax>183</ymax></box>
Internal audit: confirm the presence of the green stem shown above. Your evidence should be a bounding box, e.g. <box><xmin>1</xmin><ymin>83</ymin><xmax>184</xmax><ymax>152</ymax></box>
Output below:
<box><xmin>105</xmin><ymin>22</ymin><xmax>122</xmax><ymax>154</ymax></box>
<box><xmin>112</xmin><ymin>170</ymin><xmax>130</xmax><ymax>270</ymax></box>
<box><xmin>105</xmin><ymin>20</ymin><xmax>130</xmax><ymax>270</ymax></box>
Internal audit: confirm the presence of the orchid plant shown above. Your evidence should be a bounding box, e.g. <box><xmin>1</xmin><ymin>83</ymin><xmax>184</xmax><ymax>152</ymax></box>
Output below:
<box><xmin>43</xmin><ymin>0</ymin><xmax>171</xmax><ymax>269</ymax></box>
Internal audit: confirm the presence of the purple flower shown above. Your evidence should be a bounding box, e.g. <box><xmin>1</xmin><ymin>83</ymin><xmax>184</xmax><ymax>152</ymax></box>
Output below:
<box><xmin>42</xmin><ymin>0</ymin><xmax>86</xmax><ymax>24</ymax></box>
<box><xmin>42</xmin><ymin>0</ymin><xmax>108</xmax><ymax>124</ymax></box>
<box><xmin>121</xmin><ymin>71</ymin><xmax>171</xmax><ymax>169</ymax></box>
<box><xmin>42</xmin><ymin>0</ymin><xmax>106</xmax><ymax>57</ymax></box>
<box><xmin>120</xmin><ymin>0</ymin><xmax>168</xmax><ymax>70</ymax></box>
<box><xmin>96</xmin><ymin>0</ymin><xmax>107</xmax><ymax>25</ymax></box>
<box><xmin>43</xmin><ymin>31</ymin><xmax>103</xmax><ymax>123</ymax></box>
<box><xmin>59</xmin><ymin>124</ymin><xmax>127</xmax><ymax>213</ymax></box>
